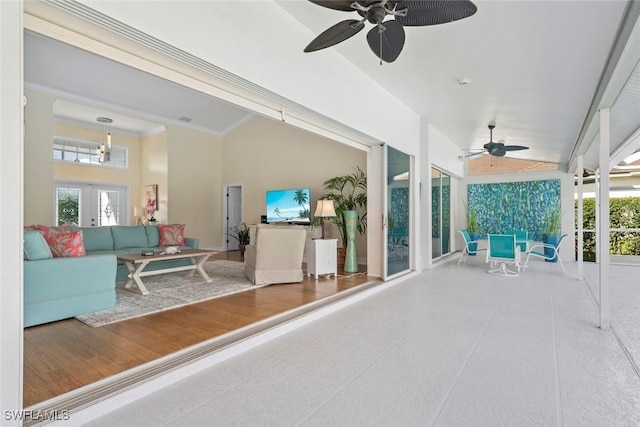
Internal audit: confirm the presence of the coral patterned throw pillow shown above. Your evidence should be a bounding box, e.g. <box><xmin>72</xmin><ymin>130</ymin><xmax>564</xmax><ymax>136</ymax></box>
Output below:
<box><xmin>158</xmin><ymin>224</ymin><xmax>186</xmax><ymax>247</ymax></box>
<box><xmin>42</xmin><ymin>229</ymin><xmax>86</xmax><ymax>258</ymax></box>
<box><xmin>36</xmin><ymin>224</ymin><xmax>71</xmax><ymax>236</ymax></box>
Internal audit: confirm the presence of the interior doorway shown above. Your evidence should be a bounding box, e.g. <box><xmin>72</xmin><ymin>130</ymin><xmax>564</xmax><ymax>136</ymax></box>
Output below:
<box><xmin>224</xmin><ymin>184</ymin><xmax>243</xmax><ymax>251</ymax></box>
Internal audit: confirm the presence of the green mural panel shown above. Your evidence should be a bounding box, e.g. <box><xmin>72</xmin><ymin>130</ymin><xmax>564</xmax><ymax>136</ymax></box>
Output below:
<box><xmin>467</xmin><ymin>179</ymin><xmax>560</xmax><ymax>241</ymax></box>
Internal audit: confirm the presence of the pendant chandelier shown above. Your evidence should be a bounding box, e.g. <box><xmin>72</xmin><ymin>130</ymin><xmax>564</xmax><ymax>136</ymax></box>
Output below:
<box><xmin>96</xmin><ymin>116</ymin><xmax>113</xmax><ymax>163</ymax></box>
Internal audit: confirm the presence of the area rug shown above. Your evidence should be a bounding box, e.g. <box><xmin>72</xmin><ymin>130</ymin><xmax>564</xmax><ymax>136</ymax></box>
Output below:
<box><xmin>76</xmin><ymin>260</ymin><xmax>261</xmax><ymax>327</ymax></box>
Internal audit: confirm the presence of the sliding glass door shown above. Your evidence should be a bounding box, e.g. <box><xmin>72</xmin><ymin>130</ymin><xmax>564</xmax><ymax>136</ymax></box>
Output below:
<box><xmin>385</xmin><ymin>146</ymin><xmax>412</xmax><ymax>278</ymax></box>
<box><xmin>432</xmin><ymin>168</ymin><xmax>451</xmax><ymax>259</ymax></box>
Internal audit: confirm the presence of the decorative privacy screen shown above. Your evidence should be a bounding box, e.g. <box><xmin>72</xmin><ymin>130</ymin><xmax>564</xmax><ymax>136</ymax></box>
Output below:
<box><xmin>467</xmin><ymin>179</ymin><xmax>560</xmax><ymax>241</ymax></box>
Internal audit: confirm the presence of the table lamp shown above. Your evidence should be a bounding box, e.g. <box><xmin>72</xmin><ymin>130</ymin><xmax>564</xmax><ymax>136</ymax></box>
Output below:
<box><xmin>314</xmin><ymin>199</ymin><xmax>336</xmax><ymax>239</ymax></box>
<box><xmin>133</xmin><ymin>206</ymin><xmax>143</xmax><ymax>225</ymax></box>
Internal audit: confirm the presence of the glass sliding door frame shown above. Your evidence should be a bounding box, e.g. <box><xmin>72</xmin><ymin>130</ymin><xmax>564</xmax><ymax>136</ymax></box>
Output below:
<box><xmin>383</xmin><ymin>145</ymin><xmax>413</xmax><ymax>279</ymax></box>
<box><xmin>431</xmin><ymin>167</ymin><xmax>451</xmax><ymax>260</ymax></box>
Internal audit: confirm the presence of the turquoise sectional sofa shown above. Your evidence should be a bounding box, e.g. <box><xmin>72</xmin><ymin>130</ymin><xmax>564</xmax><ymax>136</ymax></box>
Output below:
<box><xmin>23</xmin><ymin>225</ymin><xmax>200</xmax><ymax>327</ymax></box>
<box><xmin>74</xmin><ymin>225</ymin><xmax>200</xmax><ymax>281</ymax></box>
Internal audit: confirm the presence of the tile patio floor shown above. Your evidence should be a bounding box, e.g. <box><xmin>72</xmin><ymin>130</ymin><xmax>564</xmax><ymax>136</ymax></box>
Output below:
<box><xmin>79</xmin><ymin>256</ymin><xmax>640</xmax><ymax>426</ymax></box>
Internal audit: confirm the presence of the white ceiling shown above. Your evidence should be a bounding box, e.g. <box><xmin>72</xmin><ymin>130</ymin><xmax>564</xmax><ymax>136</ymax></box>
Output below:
<box><xmin>24</xmin><ymin>1</ymin><xmax>639</xmax><ymax>169</ymax></box>
<box><xmin>24</xmin><ymin>31</ymin><xmax>254</xmax><ymax>136</ymax></box>
<box><xmin>276</xmin><ymin>0</ymin><xmax>631</xmax><ymax>165</ymax></box>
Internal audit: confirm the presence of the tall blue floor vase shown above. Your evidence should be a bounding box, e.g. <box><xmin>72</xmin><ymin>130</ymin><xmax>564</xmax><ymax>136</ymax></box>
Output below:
<box><xmin>343</xmin><ymin>210</ymin><xmax>358</xmax><ymax>273</ymax></box>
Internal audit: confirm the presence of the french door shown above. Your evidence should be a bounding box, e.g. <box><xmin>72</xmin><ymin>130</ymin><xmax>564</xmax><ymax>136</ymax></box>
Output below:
<box><xmin>384</xmin><ymin>145</ymin><xmax>412</xmax><ymax>279</ymax></box>
<box><xmin>54</xmin><ymin>182</ymin><xmax>128</xmax><ymax>227</ymax></box>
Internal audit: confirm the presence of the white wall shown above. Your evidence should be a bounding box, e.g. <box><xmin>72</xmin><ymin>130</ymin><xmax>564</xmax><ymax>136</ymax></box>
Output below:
<box><xmin>79</xmin><ymin>1</ymin><xmax>422</xmax><ymax>155</ymax></box>
<box><xmin>428</xmin><ymin>124</ymin><xmax>465</xmax><ymax>178</ymax></box>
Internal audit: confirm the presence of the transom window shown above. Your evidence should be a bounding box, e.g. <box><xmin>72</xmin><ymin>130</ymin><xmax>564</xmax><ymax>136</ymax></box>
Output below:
<box><xmin>53</xmin><ymin>136</ymin><xmax>128</xmax><ymax>168</ymax></box>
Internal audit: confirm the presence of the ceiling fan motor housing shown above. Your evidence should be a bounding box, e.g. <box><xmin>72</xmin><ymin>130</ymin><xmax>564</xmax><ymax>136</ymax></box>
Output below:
<box><xmin>364</xmin><ymin>5</ymin><xmax>388</xmax><ymax>24</ymax></box>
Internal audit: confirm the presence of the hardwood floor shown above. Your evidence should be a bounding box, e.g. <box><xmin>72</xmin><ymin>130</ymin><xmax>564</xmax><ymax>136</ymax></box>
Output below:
<box><xmin>23</xmin><ymin>251</ymin><xmax>375</xmax><ymax>407</ymax></box>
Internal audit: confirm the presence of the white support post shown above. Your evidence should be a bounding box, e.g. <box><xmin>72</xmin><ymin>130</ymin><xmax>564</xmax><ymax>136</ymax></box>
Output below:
<box><xmin>577</xmin><ymin>156</ymin><xmax>584</xmax><ymax>280</ymax></box>
<box><xmin>599</xmin><ymin>109</ymin><xmax>611</xmax><ymax>330</ymax></box>
<box><xmin>0</xmin><ymin>1</ymin><xmax>24</xmax><ymax>423</ymax></box>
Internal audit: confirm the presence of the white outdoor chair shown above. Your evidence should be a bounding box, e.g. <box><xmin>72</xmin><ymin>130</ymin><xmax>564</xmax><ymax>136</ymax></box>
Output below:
<box><xmin>458</xmin><ymin>229</ymin><xmax>486</xmax><ymax>265</ymax></box>
<box><xmin>523</xmin><ymin>233</ymin><xmax>568</xmax><ymax>275</ymax></box>
<box><xmin>486</xmin><ymin>234</ymin><xmax>521</xmax><ymax>276</ymax></box>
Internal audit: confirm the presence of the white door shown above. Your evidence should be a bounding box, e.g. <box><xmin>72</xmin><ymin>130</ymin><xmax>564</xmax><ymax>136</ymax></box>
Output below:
<box><xmin>226</xmin><ymin>185</ymin><xmax>243</xmax><ymax>250</ymax></box>
<box><xmin>54</xmin><ymin>182</ymin><xmax>128</xmax><ymax>227</ymax></box>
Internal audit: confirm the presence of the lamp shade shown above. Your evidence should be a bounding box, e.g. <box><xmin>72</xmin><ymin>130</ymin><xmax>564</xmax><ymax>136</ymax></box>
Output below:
<box><xmin>133</xmin><ymin>206</ymin><xmax>143</xmax><ymax>217</ymax></box>
<box><xmin>314</xmin><ymin>200</ymin><xmax>336</xmax><ymax>217</ymax></box>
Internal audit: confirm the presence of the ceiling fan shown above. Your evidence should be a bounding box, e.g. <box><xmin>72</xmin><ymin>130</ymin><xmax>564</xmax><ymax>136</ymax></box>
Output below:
<box><xmin>304</xmin><ymin>0</ymin><xmax>478</xmax><ymax>63</ymax></box>
<box><xmin>468</xmin><ymin>124</ymin><xmax>529</xmax><ymax>157</ymax></box>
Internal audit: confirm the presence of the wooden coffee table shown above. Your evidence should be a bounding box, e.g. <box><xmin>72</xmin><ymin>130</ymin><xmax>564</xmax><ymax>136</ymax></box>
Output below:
<box><xmin>117</xmin><ymin>249</ymin><xmax>217</xmax><ymax>295</ymax></box>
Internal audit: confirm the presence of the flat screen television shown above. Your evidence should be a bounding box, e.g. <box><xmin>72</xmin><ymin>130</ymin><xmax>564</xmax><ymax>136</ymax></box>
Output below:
<box><xmin>266</xmin><ymin>188</ymin><xmax>311</xmax><ymax>224</ymax></box>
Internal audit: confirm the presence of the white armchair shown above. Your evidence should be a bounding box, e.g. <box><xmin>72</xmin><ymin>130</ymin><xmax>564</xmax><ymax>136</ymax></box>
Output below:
<box><xmin>244</xmin><ymin>226</ymin><xmax>307</xmax><ymax>286</ymax></box>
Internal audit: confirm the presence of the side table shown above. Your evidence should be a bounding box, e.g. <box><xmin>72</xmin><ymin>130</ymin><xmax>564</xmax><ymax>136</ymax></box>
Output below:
<box><xmin>306</xmin><ymin>238</ymin><xmax>337</xmax><ymax>280</ymax></box>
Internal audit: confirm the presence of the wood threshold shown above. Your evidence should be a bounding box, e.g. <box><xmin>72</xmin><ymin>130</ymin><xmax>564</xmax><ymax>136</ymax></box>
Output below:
<box><xmin>23</xmin><ymin>251</ymin><xmax>378</xmax><ymax>425</ymax></box>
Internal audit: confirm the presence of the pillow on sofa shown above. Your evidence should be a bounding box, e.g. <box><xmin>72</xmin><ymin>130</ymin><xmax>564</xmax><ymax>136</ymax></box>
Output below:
<box><xmin>43</xmin><ymin>230</ymin><xmax>86</xmax><ymax>258</ymax></box>
<box><xmin>36</xmin><ymin>224</ymin><xmax>71</xmax><ymax>237</ymax></box>
<box><xmin>145</xmin><ymin>225</ymin><xmax>160</xmax><ymax>247</ymax></box>
<box><xmin>111</xmin><ymin>225</ymin><xmax>148</xmax><ymax>249</ymax></box>
<box><xmin>159</xmin><ymin>224</ymin><xmax>186</xmax><ymax>246</ymax></box>
<box><xmin>73</xmin><ymin>226</ymin><xmax>114</xmax><ymax>252</ymax></box>
<box><xmin>23</xmin><ymin>230</ymin><xmax>53</xmax><ymax>260</ymax></box>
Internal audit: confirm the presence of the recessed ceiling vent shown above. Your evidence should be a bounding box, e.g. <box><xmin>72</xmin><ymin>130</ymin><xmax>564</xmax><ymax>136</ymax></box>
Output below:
<box><xmin>179</xmin><ymin>116</ymin><xmax>192</xmax><ymax>123</ymax></box>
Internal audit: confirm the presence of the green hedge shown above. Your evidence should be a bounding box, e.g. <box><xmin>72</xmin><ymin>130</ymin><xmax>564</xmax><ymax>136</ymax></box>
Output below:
<box><xmin>577</xmin><ymin>197</ymin><xmax>640</xmax><ymax>258</ymax></box>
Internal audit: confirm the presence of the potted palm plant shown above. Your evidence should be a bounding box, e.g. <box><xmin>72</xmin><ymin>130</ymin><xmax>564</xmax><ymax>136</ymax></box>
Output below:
<box><xmin>229</xmin><ymin>222</ymin><xmax>250</xmax><ymax>261</ymax></box>
<box><xmin>542</xmin><ymin>207</ymin><xmax>561</xmax><ymax>262</ymax></box>
<box><xmin>322</xmin><ymin>166</ymin><xmax>367</xmax><ymax>267</ymax></box>
<box><xmin>466</xmin><ymin>206</ymin><xmax>481</xmax><ymax>254</ymax></box>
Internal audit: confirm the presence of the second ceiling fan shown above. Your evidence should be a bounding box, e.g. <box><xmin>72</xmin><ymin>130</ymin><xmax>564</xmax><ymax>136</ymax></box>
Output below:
<box><xmin>471</xmin><ymin>124</ymin><xmax>529</xmax><ymax>157</ymax></box>
<box><xmin>304</xmin><ymin>0</ymin><xmax>478</xmax><ymax>63</ymax></box>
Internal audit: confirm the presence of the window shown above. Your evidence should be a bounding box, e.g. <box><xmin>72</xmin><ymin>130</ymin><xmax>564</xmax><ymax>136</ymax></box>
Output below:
<box><xmin>53</xmin><ymin>136</ymin><xmax>128</xmax><ymax>168</ymax></box>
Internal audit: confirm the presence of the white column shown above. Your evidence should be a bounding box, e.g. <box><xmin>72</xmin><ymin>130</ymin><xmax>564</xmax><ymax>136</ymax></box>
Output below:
<box><xmin>577</xmin><ymin>155</ymin><xmax>584</xmax><ymax>280</ymax></box>
<box><xmin>367</xmin><ymin>145</ymin><xmax>383</xmax><ymax>278</ymax></box>
<box><xmin>0</xmin><ymin>0</ymin><xmax>24</xmax><ymax>423</ymax></box>
<box><xmin>599</xmin><ymin>109</ymin><xmax>611</xmax><ymax>330</ymax></box>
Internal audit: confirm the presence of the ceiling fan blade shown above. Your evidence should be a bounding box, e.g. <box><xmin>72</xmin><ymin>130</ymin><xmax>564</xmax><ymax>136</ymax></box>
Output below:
<box><xmin>503</xmin><ymin>145</ymin><xmax>529</xmax><ymax>151</ymax></box>
<box><xmin>304</xmin><ymin>20</ymin><xmax>365</xmax><ymax>52</ymax></box>
<box><xmin>466</xmin><ymin>151</ymin><xmax>484</xmax><ymax>158</ymax></box>
<box><xmin>366</xmin><ymin>20</ymin><xmax>405</xmax><ymax>63</ymax></box>
<box><xmin>395</xmin><ymin>0</ymin><xmax>477</xmax><ymax>26</ymax></box>
<box><xmin>308</xmin><ymin>1</ymin><xmax>356</xmax><ymax>12</ymax></box>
